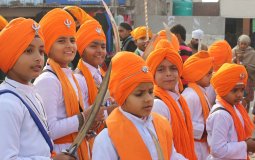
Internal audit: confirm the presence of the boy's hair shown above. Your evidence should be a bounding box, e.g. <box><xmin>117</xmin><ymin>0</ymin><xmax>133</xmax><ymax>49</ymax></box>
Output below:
<box><xmin>170</xmin><ymin>24</ymin><xmax>186</xmax><ymax>41</ymax></box>
<box><xmin>119</xmin><ymin>22</ymin><xmax>132</xmax><ymax>31</ymax></box>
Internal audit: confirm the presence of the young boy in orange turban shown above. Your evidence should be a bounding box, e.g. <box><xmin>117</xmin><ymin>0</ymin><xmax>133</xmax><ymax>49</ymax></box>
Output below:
<box><xmin>146</xmin><ymin>39</ymin><xmax>196</xmax><ymax>160</ymax></box>
<box><xmin>182</xmin><ymin>51</ymin><xmax>213</xmax><ymax>160</ymax></box>
<box><xmin>207</xmin><ymin>63</ymin><xmax>255</xmax><ymax>159</ymax></box>
<box><xmin>33</xmin><ymin>8</ymin><xmax>104</xmax><ymax>159</ymax></box>
<box><xmin>131</xmin><ymin>26</ymin><xmax>152</xmax><ymax>57</ymax></box>
<box><xmin>0</xmin><ymin>17</ymin><xmax>74</xmax><ymax>160</ymax></box>
<box><xmin>206</xmin><ymin>40</ymin><xmax>233</xmax><ymax>106</ymax></box>
<box><xmin>92</xmin><ymin>52</ymin><xmax>185</xmax><ymax>160</ymax></box>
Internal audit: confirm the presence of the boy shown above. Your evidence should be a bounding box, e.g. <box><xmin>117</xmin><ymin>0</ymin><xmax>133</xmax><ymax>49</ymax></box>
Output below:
<box><xmin>147</xmin><ymin>39</ymin><xmax>196</xmax><ymax>160</ymax></box>
<box><xmin>182</xmin><ymin>51</ymin><xmax>213</xmax><ymax>160</ymax></box>
<box><xmin>131</xmin><ymin>26</ymin><xmax>152</xmax><ymax>57</ymax></box>
<box><xmin>93</xmin><ymin>52</ymin><xmax>185</xmax><ymax>160</ymax></box>
<box><xmin>0</xmin><ymin>17</ymin><xmax>74</xmax><ymax>160</ymax></box>
<box><xmin>207</xmin><ymin>63</ymin><xmax>255</xmax><ymax>159</ymax></box>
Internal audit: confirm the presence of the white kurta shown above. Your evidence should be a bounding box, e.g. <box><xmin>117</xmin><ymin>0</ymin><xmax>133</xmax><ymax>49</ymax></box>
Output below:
<box><xmin>206</xmin><ymin>101</ymin><xmax>247</xmax><ymax>160</ymax></box>
<box><xmin>74</xmin><ymin>61</ymin><xmax>102</xmax><ymax>109</ymax></box>
<box><xmin>182</xmin><ymin>86</ymin><xmax>211</xmax><ymax>160</ymax></box>
<box><xmin>152</xmin><ymin>90</ymin><xmax>184</xmax><ymax>123</ymax></box>
<box><xmin>34</xmin><ymin>65</ymin><xmax>84</xmax><ymax>153</ymax></box>
<box><xmin>0</xmin><ymin>78</ymin><xmax>51</xmax><ymax>160</ymax></box>
<box><xmin>205</xmin><ymin>85</ymin><xmax>216</xmax><ymax>106</ymax></box>
<box><xmin>92</xmin><ymin>108</ymin><xmax>187</xmax><ymax>160</ymax></box>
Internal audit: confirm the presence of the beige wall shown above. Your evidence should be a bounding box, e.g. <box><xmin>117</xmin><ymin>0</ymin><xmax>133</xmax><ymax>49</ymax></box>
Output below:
<box><xmin>220</xmin><ymin>0</ymin><xmax>255</xmax><ymax>18</ymax></box>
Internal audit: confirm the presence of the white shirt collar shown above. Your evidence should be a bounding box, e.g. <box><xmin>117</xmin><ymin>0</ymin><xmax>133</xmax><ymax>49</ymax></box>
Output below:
<box><xmin>83</xmin><ymin>60</ymin><xmax>101</xmax><ymax>77</ymax></box>
<box><xmin>167</xmin><ymin>90</ymin><xmax>180</xmax><ymax>101</ymax></box>
<box><xmin>119</xmin><ymin>107</ymin><xmax>153</xmax><ymax>125</ymax></box>
<box><xmin>137</xmin><ymin>48</ymin><xmax>144</xmax><ymax>57</ymax></box>
<box><xmin>3</xmin><ymin>77</ymin><xmax>35</xmax><ymax>94</ymax></box>
<box><xmin>45</xmin><ymin>64</ymin><xmax>73</xmax><ymax>76</ymax></box>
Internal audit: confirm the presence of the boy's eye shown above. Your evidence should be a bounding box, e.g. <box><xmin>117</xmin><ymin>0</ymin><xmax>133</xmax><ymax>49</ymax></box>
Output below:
<box><xmin>70</xmin><ymin>38</ymin><xmax>76</xmax><ymax>43</ymax></box>
<box><xmin>25</xmin><ymin>48</ymin><xmax>33</xmax><ymax>54</ymax></box>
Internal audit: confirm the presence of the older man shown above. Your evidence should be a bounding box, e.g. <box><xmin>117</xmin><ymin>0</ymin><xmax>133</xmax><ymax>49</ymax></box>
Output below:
<box><xmin>188</xmin><ymin>29</ymin><xmax>208</xmax><ymax>54</ymax></box>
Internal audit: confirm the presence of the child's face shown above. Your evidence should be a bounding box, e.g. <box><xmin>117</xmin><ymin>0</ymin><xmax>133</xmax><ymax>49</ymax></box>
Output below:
<box><xmin>122</xmin><ymin>82</ymin><xmax>154</xmax><ymax>118</ymax></box>
<box><xmin>49</xmin><ymin>36</ymin><xmax>77</xmax><ymax>68</ymax></box>
<box><xmin>155</xmin><ymin>59</ymin><xmax>178</xmax><ymax>92</ymax></box>
<box><xmin>222</xmin><ymin>84</ymin><xmax>245</xmax><ymax>106</ymax></box>
<box><xmin>135</xmin><ymin>36</ymin><xmax>150</xmax><ymax>52</ymax></box>
<box><xmin>196</xmin><ymin>68</ymin><xmax>213</xmax><ymax>88</ymax></box>
<box><xmin>82</xmin><ymin>40</ymin><xmax>106</xmax><ymax>68</ymax></box>
<box><xmin>7</xmin><ymin>37</ymin><xmax>44</xmax><ymax>84</ymax></box>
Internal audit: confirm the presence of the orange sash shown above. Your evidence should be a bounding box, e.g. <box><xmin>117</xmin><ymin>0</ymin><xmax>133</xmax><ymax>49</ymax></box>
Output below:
<box><xmin>107</xmin><ymin>108</ymin><xmax>172</xmax><ymax>160</ymax></box>
<box><xmin>154</xmin><ymin>85</ymin><xmax>197</xmax><ymax>160</ymax></box>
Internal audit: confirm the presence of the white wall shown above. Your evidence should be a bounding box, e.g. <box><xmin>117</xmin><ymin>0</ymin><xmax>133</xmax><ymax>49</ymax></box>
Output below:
<box><xmin>220</xmin><ymin>0</ymin><xmax>255</xmax><ymax>18</ymax></box>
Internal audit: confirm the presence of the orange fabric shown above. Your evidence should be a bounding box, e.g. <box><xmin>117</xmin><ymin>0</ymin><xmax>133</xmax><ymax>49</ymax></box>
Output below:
<box><xmin>48</xmin><ymin>59</ymin><xmax>89</xmax><ymax>160</ymax></box>
<box><xmin>64</xmin><ymin>6</ymin><xmax>93</xmax><ymax>25</ymax></box>
<box><xmin>183</xmin><ymin>50</ymin><xmax>213</xmax><ymax>82</ymax></box>
<box><xmin>153</xmin><ymin>30</ymin><xmax>179</xmax><ymax>52</ymax></box>
<box><xmin>208</xmin><ymin>40</ymin><xmax>232</xmax><ymax>72</ymax></box>
<box><xmin>211</xmin><ymin>63</ymin><xmax>248</xmax><ymax>97</ymax></box>
<box><xmin>188</xmin><ymin>83</ymin><xmax>210</xmax><ymax>142</ymax></box>
<box><xmin>154</xmin><ymin>85</ymin><xmax>197</xmax><ymax>160</ymax></box>
<box><xmin>109</xmin><ymin>52</ymin><xmax>153</xmax><ymax>106</ymax></box>
<box><xmin>0</xmin><ymin>15</ymin><xmax>8</xmax><ymax>31</ymax></box>
<box><xmin>77</xmin><ymin>59</ymin><xmax>98</xmax><ymax>105</ymax></box>
<box><xmin>107</xmin><ymin>108</ymin><xmax>172</xmax><ymax>160</ymax></box>
<box><xmin>0</xmin><ymin>17</ymin><xmax>44</xmax><ymax>73</ymax></box>
<box><xmin>217</xmin><ymin>96</ymin><xmax>254</xmax><ymax>141</ymax></box>
<box><xmin>39</xmin><ymin>8</ymin><xmax>76</xmax><ymax>54</ymax></box>
<box><xmin>76</xmin><ymin>19</ymin><xmax>106</xmax><ymax>56</ymax></box>
<box><xmin>130</xmin><ymin>26</ymin><xmax>152</xmax><ymax>40</ymax></box>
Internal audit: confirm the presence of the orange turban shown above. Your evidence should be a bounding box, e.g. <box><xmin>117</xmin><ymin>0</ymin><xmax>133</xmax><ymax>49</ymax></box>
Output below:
<box><xmin>208</xmin><ymin>40</ymin><xmax>232</xmax><ymax>72</ymax></box>
<box><xmin>0</xmin><ymin>15</ymin><xmax>8</xmax><ymax>31</ymax></box>
<box><xmin>211</xmin><ymin>63</ymin><xmax>248</xmax><ymax>97</ymax></box>
<box><xmin>153</xmin><ymin>30</ymin><xmax>179</xmax><ymax>52</ymax></box>
<box><xmin>39</xmin><ymin>8</ymin><xmax>76</xmax><ymax>54</ymax></box>
<box><xmin>0</xmin><ymin>18</ymin><xmax>43</xmax><ymax>73</ymax></box>
<box><xmin>146</xmin><ymin>39</ymin><xmax>183</xmax><ymax>77</ymax></box>
<box><xmin>109</xmin><ymin>52</ymin><xmax>153</xmax><ymax>106</ymax></box>
<box><xmin>76</xmin><ymin>19</ymin><xmax>106</xmax><ymax>56</ymax></box>
<box><xmin>182</xmin><ymin>51</ymin><xmax>213</xmax><ymax>82</ymax></box>
<box><xmin>64</xmin><ymin>6</ymin><xmax>93</xmax><ymax>25</ymax></box>
<box><xmin>131</xmin><ymin>26</ymin><xmax>152</xmax><ymax>40</ymax></box>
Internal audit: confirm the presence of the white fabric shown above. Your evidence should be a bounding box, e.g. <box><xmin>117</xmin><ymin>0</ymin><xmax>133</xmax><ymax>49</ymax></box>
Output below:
<box><xmin>192</xmin><ymin>29</ymin><xmax>204</xmax><ymax>40</ymax></box>
<box><xmin>205</xmin><ymin>85</ymin><xmax>216</xmax><ymax>106</ymax></box>
<box><xmin>152</xmin><ymin>90</ymin><xmax>184</xmax><ymax>123</ymax></box>
<box><xmin>34</xmin><ymin>65</ymin><xmax>83</xmax><ymax>153</ymax></box>
<box><xmin>206</xmin><ymin>101</ymin><xmax>247</xmax><ymax>160</ymax></box>
<box><xmin>92</xmin><ymin>107</ymin><xmax>187</xmax><ymax>160</ymax></box>
<box><xmin>182</xmin><ymin>86</ymin><xmax>211</xmax><ymax>160</ymax></box>
<box><xmin>74</xmin><ymin>60</ymin><xmax>102</xmax><ymax>109</ymax></box>
<box><xmin>137</xmin><ymin>48</ymin><xmax>144</xmax><ymax>57</ymax></box>
<box><xmin>0</xmin><ymin>77</ymin><xmax>51</xmax><ymax>159</ymax></box>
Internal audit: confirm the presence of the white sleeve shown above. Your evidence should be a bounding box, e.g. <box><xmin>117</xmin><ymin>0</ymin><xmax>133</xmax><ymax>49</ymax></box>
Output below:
<box><xmin>206</xmin><ymin>111</ymin><xmax>247</xmax><ymax>159</ymax></box>
<box><xmin>182</xmin><ymin>90</ymin><xmax>204</xmax><ymax>140</ymax></box>
<box><xmin>0</xmin><ymin>98</ymin><xmax>51</xmax><ymax>160</ymax></box>
<box><xmin>170</xmin><ymin>145</ymin><xmax>188</xmax><ymax>160</ymax></box>
<box><xmin>152</xmin><ymin>99</ymin><xmax>171</xmax><ymax>123</ymax></box>
<box><xmin>92</xmin><ymin>129</ymin><xmax>119</xmax><ymax>160</ymax></box>
<box><xmin>74</xmin><ymin>73</ymin><xmax>89</xmax><ymax>109</ymax></box>
<box><xmin>34</xmin><ymin>76</ymin><xmax>79</xmax><ymax>140</ymax></box>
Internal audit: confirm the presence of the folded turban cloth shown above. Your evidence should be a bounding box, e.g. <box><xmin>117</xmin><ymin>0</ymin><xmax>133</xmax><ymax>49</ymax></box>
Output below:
<box><xmin>147</xmin><ymin>39</ymin><xmax>183</xmax><ymax>77</ymax></box>
<box><xmin>39</xmin><ymin>8</ymin><xmax>76</xmax><ymax>54</ymax></box>
<box><xmin>182</xmin><ymin>51</ymin><xmax>213</xmax><ymax>82</ymax></box>
<box><xmin>64</xmin><ymin>6</ymin><xmax>93</xmax><ymax>25</ymax></box>
<box><xmin>131</xmin><ymin>26</ymin><xmax>152</xmax><ymax>40</ymax></box>
<box><xmin>109</xmin><ymin>52</ymin><xmax>153</xmax><ymax>106</ymax></box>
<box><xmin>76</xmin><ymin>19</ymin><xmax>106</xmax><ymax>56</ymax></box>
<box><xmin>211</xmin><ymin>63</ymin><xmax>248</xmax><ymax>97</ymax></box>
<box><xmin>0</xmin><ymin>17</ymin><xmax>43</xmax><ymax>73</ymax></box>
<box><xmin>153</xmin><ymin>30</ymin><xmax>179</xmax><ymax>52</ymax></box>
<box><xmin>208</xmin><ymin>40</ymin><xmax>232</xmax><ymax>72</ymax></box>
<box><xmin>0</xmin><ymin>15</ymin><xmax>8</xmax><ymax>31</ymax></box>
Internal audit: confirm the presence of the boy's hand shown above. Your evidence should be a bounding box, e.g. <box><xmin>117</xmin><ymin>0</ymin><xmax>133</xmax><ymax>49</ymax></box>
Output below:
<box><xmin>53</xmin><ymin>153</ymin><xmax>76</xmax><ymax>160</ymax></box>
<box><xmin>245</xmin><ymin>138</ymin><xmax>255</xmax><ymax>153</ymax></box>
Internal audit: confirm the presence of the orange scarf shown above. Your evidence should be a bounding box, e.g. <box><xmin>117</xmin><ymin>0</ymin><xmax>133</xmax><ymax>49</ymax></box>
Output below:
<box><xmin>217</xmin><ymin>96</ymin><xmax>254</xmax><ymax>141</ymax></box>
<box><xmin>48</xmin><ymin>59</ymin><xmax>89</xmax><ymax>160</ymax></box>
<box><xmin>188</xmin><ymin>83</ymin><xmax>210</xmax><ymax>142</ymax></box>
<box><xmin>154</xmin><ymin>85</ymin><xmax>197</xmax><ymax>160</ymax></box>
<box><xmin>77</xmin><ymin>59</ymin><xmax>98</xmax><ymax>105</ymax></box>
<box><xmin>107</xmin><ymin>108</ymin><xmax>172</xmax><ymax>160</ymax></box>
